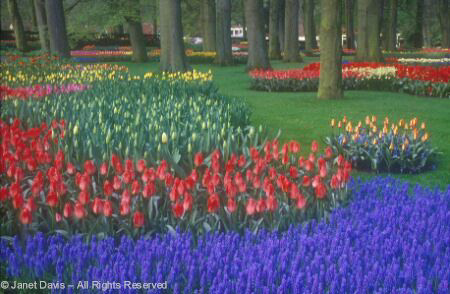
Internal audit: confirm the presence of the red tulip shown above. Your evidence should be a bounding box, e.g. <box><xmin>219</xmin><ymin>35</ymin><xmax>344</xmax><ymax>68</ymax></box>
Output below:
<box><xmin>267</xmin><ymin>196</ymin><xmax>277</xmax><ymax>211</ymax></box>
<box><xmin>289</xmin><ymin>166</ymin><xmax>298</xmax><ymax>178</ymax></box>
<box><xmin>143</xmin><ymin>182</ymin><xmax>156</xmax><ymax>198</ymax></box>
<box><xmin>100</xmin><ymin>162</ymin><xmax>108</xmax><ymax>176</ymax></box>
<box><xmin>256</xmin><ymin>198</ymin><xmax>266</xmax><ymax>213</ymax></box>
<box><xmin>133</xmin><ymin>211</ymin><xmax>144</xmax><ymax>228</ymax></box>
<box><xmin>194</xmin><ymin>152</ymin><xmax>204</xmax><ymax>166</ymax></box>
<box><xmin>84</xmin><ymin>160</ymin><xmax>96</xmax><ymax>176</ymax></box>
<box><xmin>78</xmin><ymin>190</ymin><xmax>90</xmax><ymax>205</ymax></box>
<box><xmin>63</xmin><ymin>202</ymin><xmax>73</xmax><ymax>218</ymax></box>
<box><xmin>19</xmin><ymin>208</ymin><xmax>32</xmax><ymax>224</ymax></box>
<box><xmin>238</xmin><ymin>155</ymin><xmax>246</xmax><ymax>167</ymax></box>
<box><xmin>183</xmin><ymin>192</ymin><xmax>193</xmax><ymax>211</ymax></box>
<box><xmin>137</xmin><ymin>159</ymin><xmax>146</xmax><ymax>173</ymax></box>
<box><xmin>290</xmin><ymin>141</ymin><xmax>300</xmax><ymax>153</ymax></box>
<box><xmin>47</xmin><ymin>191</ymin><xmax>58</xmax><ymax>207</ymax></box>
<box><xmin>55</xmin><ymin>213</ymin><xmax>62</xmax><ymax>223</ymax></box>
<box><xmin>103</xmin><ymin>200</ymin><xmax>112</xmax><ymax>217</ymax></box>
<box><xmin>131</xmin><ymin>180</ymin><xmax>141</xmax><ymax>195</ymax></box>
<box><xmin>246</xmin><ymin>198</ymin><xmax>256</xmax><ymax>215</ymax></box>
<box><xmin>113</xmin><ymin>176</ymin><xmax>122</xmax><ymax>190</ymax></box>
<box><xmin>325</xmin><ymin>147</ymin><xmax>333</xmax><ymax>159</ymax></box>
<box><xmin>120</xmin><ymin>202</ymin><xmax>130</xmax><ymax>216</ymax></box>
<box><xmin>207</xmin><ymin>193</ymin><xmax>220</xmax><ymax>213</ymax></box>
<box><xmin>103</xmin><ymin>180</ymin><xmax>113</xmax><ymax>196</ymax></box>
<box><xmin>302</xmin><ymin>176</ymin><xmax>311</xmax><ymax>187</ymax></box>
<box><xmin>74</xmin><ymin>202</ymin><xmax>86</xmax><ymax>219</ymax></box>
<box><xmin>315</xmin><ymin>182</ymin><xmax>327</xmax><ymax>199</ymax></box>
<box><xmin>227</xmin><ymin>198</ymin><xmax>237</xmax><ymax>213</ymax></box>
<box><xmin>92</xmin><ymin>197</ymin><xmax>103</xmax><ymax>214</ymax></box>
<box><xmin>172</xmin><ymin>202</ymin><xmax>184</xmax><ymax>218</ymax></box>
<box><xmin>297</xmin><ymin>194</ymin><xmax>306</xmax><ymax>209</ymax></box>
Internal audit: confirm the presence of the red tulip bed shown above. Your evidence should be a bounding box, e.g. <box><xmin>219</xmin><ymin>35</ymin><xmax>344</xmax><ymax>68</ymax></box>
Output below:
<box><xmin>0</xmin><ymin>118</ymin><xmax>351</xmax><ymax>236</ymax></box>
<box><xmin>250</xmin><ymin>61</ymin><xmax>450</xmax><ymax>98</ymax></box>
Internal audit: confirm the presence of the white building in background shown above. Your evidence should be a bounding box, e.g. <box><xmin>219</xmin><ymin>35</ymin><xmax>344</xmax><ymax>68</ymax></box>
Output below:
<box><xmin>231</xmin><ymin>26</ymin><xmax>245</xmax><ymax>38</ymax></box>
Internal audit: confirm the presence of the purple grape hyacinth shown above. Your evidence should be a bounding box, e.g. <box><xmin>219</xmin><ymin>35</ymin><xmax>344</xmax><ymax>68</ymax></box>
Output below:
<box><xmin>0</xmin><ymin>177</ymin><xmax>449</xmax><ymax>293</ymax></box>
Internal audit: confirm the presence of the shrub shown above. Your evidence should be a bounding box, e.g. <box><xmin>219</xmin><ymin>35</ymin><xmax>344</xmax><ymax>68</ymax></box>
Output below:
<box><xmin>0</xmin><ymin>119</ymin><xmax>351</xmax><ymax>237</ymax></box>
<box><xmin>1</xmin><ymin>177</ymin><xmax>448</xmax><ymax>293</ymax></box>
<box><xmin>325</xmin><ymin>115</ymin><xmax>439</xmax><ymax>173</ymax></box>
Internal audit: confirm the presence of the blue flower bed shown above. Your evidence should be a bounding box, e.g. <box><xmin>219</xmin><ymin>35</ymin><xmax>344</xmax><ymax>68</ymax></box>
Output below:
<box><xmin>1</xmin><ymin>177</ymin><xmax>449</xmax><ymax>293</ymax></box>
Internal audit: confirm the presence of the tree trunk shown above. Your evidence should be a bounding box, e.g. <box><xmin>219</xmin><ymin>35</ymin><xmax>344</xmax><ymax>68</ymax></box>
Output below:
<box><xmin>31</xmin><ymin>0</ymin><xmax>37</xmax><ymax>31</ymax></box>
<box><xmin>304</xmin><ymin>0</ymin><xmax>317</xmax><ymax>51</ymax></box>
<box><xmin>159</xmin><ymin>0</ymin><xmax>188</xmax><ymax>71</ymax></box>
<box><xmin>438</xmin><ymin>0</ymin><xmax>449</xmax><ymax>48</ymax></box>
<box><xmin>367</xmin><ymin>0</ymin><xmax>383</xmax><ymax>61</ymax></box>
<box><xmin>283</xmin><ymin>0</ymin><xmax>300</xmax><ymax>62</ymax></box>
<box><xmin>242</xmin><ymin>0</ymin><xmax>247</xmax><ymax>40</ymax></box>
<box><xmin>422</xmin><ymin>0</ymin><xmax>432</xmax><ymax>48</ymax></box>
<box><xmin>384</xmin><ymin>0</ymin><xmax>397</xmax><ymax>51</ymax></box>
<box><xmin>7</xmin><ymin>0</ymin><xmax>27</xmax><ymax>52</ymax></box>
<box><xmin>202</xmin><ymin>0</ymin><xmax>216</xmax><ymax>51</ymax></box>
<box><xmin>245</xmin><ymin>0</ymin><xmax>271</xmax><ymax>70</ymax></box>
<box><xmin>278</xmin><ymin>0</ymin><xmax>285</xmax><ymax>51</ymax></box>
<box><xmin>412</xmin><ymin>0</ymin><xmax>424</xmax><ymax>48</ymax></box>
<box><xmin>45</xmin><ymin>0</ymin><xmax>69</xmax><ymax>57</ymax></box>
<box><xmin>269</xmin><ymin>0</ymin><xmax>282</xmax><ymax>59</ymax></box>
<box><xmin>318</xmin><ymin>0</ymin><xmax>343</xmax><ymax>100</ymax></box>
<box><xmin>125</xmin><ymin>0</ymin><xmax>148</xmax><ymax>62</ymax></box>
<box><xmin>355</xmin><ymin>0</ymin><xmax>383</xmax><ymax>62</ymax></box>
<box><xmin>34</xmin><ymin>0</ymin><xmax>49</xmax><ymax>52</ymax></box>
<box><xmin>215</xmin><ymin>0</ymin><xmax>233</xmax><ymax>65</ymax></box>
<box><xmin>345</xmin><ymin>0</ymin><xmax>355</xmax><ymax>49</ymax></box>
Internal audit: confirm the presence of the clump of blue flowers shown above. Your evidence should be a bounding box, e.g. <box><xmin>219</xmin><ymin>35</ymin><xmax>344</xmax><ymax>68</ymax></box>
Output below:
<box><xmin>1</xmin><ymin>177</ymin><xmax>449</xmax><ymax>293</ymax></box>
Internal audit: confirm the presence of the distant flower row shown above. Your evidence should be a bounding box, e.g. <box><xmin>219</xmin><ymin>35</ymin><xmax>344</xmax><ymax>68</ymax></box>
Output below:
<box><xmin>250</xmin><ymin>62</ymin><xmax>450</xmax><ymax>97</ymax></box>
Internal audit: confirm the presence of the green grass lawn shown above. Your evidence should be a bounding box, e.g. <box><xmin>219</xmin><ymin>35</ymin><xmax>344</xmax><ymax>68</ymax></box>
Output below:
<box><xmin>115</xmin><ymin>58</ymin><xmax>450</xmax><ymax>189</ymax></box>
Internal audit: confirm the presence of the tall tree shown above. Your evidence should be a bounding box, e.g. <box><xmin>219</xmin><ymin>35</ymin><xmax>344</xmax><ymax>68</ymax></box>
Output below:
<box><xmin>202</xmin><ymin>0</ymin><xmax>216</xmax><ymax>51</ymax></box>
<box><xmin>242</xmin><ymin>0</ymin><xmax>247</xmax><ymax>40</ymax></box>
<box><xmin>438</xmin><ymin>0</ymin><xmax>449</xmax><ymax>48</ymax></box>
<box><xmin>215</xmin><ymin>0</ymin><xmax>233</xmax><ymax>65</ymax></box>
<box><xmin>283</xmin><ymin>0</ymin><xmax>301</xmax><ymax>62</ymax></box>
<box><xmin>355</xmin><ymin>0</ymin><xmax>383</xmax><ymax>62</ymax></box>
<box><xmin>45</xmin><ymin>0</ymin><xmax>69</xmax><ymax>57</ymax></box>
<box><xmin>34</xmin><ymin>0</ymin><xmax>49</xmax><ymax>51</ymax></box>
<box><xmin>422</xmin><ymin>0</ymin><xmax>432</xmax><ymax>47</ymax></box>
<box><xmin>411</xmin><ymin>0</ymin><xmax>424</xmax><ymax>48</ymax></box>
<box><xmin>278</xmin><ymin>0</ymin><xmax>285</xmax><ymax>51</ymax></box>
<box><xmin>345</xmin><ymin>0</ymin><xmax>355</xmax><ymax>49</ymax></box>
<box><xmin>384</xmin><ymin>0</ymin><xmax>397</xmax><ymax>51</ymax></box>
<box><xmin>269</xmin><ymin>0</ymin><xmax>282</xmax><ymax>59</ymax></box>
<box><xmin>126</xmin><ymin>0</ymin><xmax>148</xmax><ymax>62</ymax></box>
<box><xmin>7</xmin><ymin>0</ymin><xmax>27</xmax><ymax>52</ymax></box>
<box><xmin>304</xmin><ymin>0</ymin><xmax>317</xmax><ymax>51</ymax></box>
<box><xmin>160</xmin><ymin>0</ymin><xmax>188</xmax><ymax>71</ymax></box>
<box><xmin>245</xmin><ymin>0</ymin><xmax>271</xmax><ymax>70</ymax></box>
<box><xmin>318</xmin><ymin>0</ymin><xmax>343</xmax><ymax>99</ymax></box>
<box><xmin>30</xmin><ymin>0</ymin><xmax>37</xmax><ymax>30</ymax></box>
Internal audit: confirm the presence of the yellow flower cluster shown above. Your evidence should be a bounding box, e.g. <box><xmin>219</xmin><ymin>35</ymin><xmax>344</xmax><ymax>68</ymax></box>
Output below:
<box><xmin>331</xmin><ymin>115</ymin><xmax>429</xmax><ymax>150</ymax></box>
<box><xmin>0</xmin><ymin>64</ymin><xmax>129</xmax><ymax>86</ymax></box>
<box><xmin>343</xmin><ymin>67</ymin><xmax>396</xmax><ymax>79</ymax></box>
<box><xmin>148</xmin><ymin>49</ymin><xmax>216</xmax><ymax>58</ymax></box>
<box><xmin>143</xmin><ymin>70</ymin><xmax>213</xmax><ymax>82</ymax></box>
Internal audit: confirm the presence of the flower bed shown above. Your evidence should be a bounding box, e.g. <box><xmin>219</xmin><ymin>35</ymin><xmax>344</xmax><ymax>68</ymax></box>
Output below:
<box><xmin>0</xmin><ymin>84</ymin><xmax>90</xmax><ymax>100</ymax></box>
<box><xmin>0</xmin><ymin>119</ymin><xmax>351</xmax><ymax>236</ymax></box>
<box><xmin>1</xmin><ymin>177</ymin><xmax>448</xmax><ymax>293</ymax></box>
<box><xmin>250</xmin><ymin>62</ymin><xmax>450</xmax><ymax>98</ymax></box>
<box><xmin>325</xmin><ymin>115</ymin><xmax>439</xmax><ymax>173</ymax></box>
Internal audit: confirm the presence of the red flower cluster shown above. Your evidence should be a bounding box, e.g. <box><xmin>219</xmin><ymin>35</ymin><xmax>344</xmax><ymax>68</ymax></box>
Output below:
<box><xmin>1</xmin><ymin>119</ymin><xmax>352</xmax><ymax>230</ymax></box>
<box><xmin>250</xmin><ymin>62</ymin><xmax>450</xmax><ymax>84</ymax></box>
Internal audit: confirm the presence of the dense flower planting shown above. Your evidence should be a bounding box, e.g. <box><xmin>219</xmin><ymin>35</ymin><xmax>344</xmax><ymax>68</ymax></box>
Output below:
<box><xmin>0</xmin><ymin>119</ymin><xmax>351</xmax><ymax>236</ymax></box>
<box><xmin>1</xmin><ymin>177</ymin><xmax>448</xmax><ymax>293</ymax></box>
<box><xmin>250</xmin><ymin>62</ymin><xmax>450</xmax><ymax>97</ymax></box>
<box><xmin>0</xmin><ymin>84</ymin><xmax>90</xmax><ymax>100</ymax></box>
<box><xmin>1</xmin><ymin>74</ymin><xmax>249</xmax><ymax>166</ymax></box>
<box><xmin>325</xmin><ymin>115</ymin><xmax>438</xmax><ymax>173</ymax></box>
